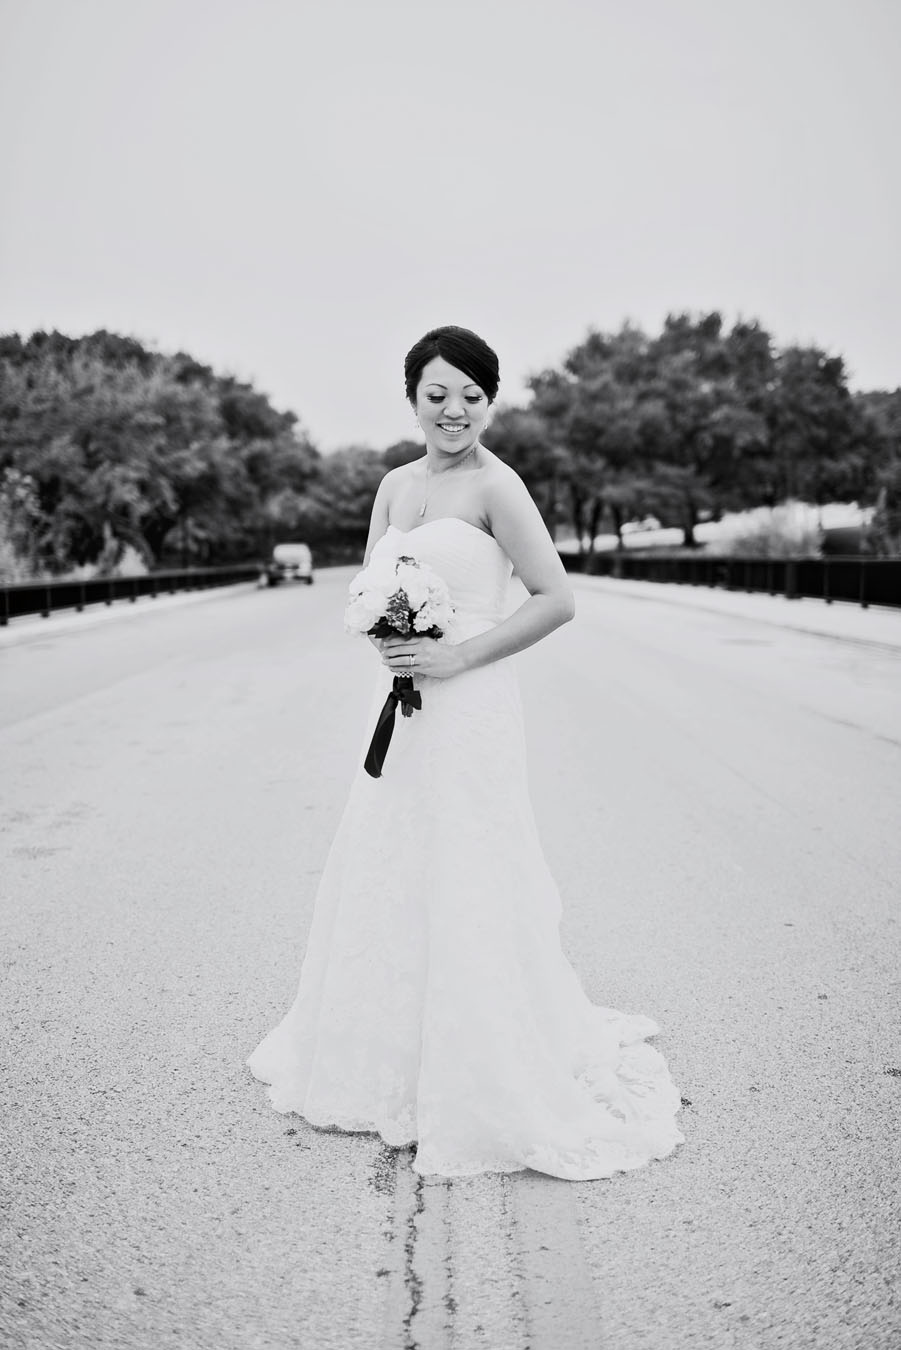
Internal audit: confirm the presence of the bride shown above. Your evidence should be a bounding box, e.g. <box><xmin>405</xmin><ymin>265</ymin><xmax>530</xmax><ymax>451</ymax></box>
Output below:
<box><xmin>246</xmin><ymin>325</ymin><xmax>685</xmax><ymax>1180</ymax></box>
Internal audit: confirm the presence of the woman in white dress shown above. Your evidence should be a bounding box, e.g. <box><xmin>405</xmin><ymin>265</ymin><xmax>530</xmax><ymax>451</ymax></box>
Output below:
<box><xmin>246</xmin><ymin>325</ymin><xmax>685</xmax><ymax>1180</ymax></box>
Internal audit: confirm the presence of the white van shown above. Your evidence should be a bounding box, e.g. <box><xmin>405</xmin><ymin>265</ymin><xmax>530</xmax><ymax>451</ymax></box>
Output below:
<box><xmin>266</xmin><ymin>542</ymin><xmax>314</xmax><ymax>586</ymax></box>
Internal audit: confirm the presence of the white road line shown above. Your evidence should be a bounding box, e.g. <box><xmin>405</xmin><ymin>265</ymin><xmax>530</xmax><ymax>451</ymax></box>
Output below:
<box><xmin>509</xmin><ymin>1171</ymin><xmax>604</xmax><ymax>1349</ymax></box>
<box><xmin>380</xmin><ymin>1154</ymin><xmax>601</xmax><ymax>1349</ymax></box>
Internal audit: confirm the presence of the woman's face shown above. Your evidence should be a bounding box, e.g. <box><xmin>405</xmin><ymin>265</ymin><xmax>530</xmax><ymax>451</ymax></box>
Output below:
<box><xmin>413</xmin><ymin>356</ymin><xmax>490</xmax><ymax>457</ymax></box>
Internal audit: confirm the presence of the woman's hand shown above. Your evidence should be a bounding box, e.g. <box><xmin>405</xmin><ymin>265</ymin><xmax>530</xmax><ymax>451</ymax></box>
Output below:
<box><xmin>379</xmin><ymin>634</ymin><xmax>467</xmax><ymax>680</ymax></box>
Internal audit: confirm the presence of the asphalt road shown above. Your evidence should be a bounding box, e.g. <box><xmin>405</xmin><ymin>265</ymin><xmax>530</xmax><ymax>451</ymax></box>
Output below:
<box><xmin>1</xmin><ymin>571</ymin><xmax>899</xmax><ymax>1350</ymax></box>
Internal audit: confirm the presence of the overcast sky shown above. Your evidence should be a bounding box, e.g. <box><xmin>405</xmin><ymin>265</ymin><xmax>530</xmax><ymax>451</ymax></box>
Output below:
<box><xmin>1</xmin><ymin>0</ymin><xmax>898</xmax><ymax>451</ymax></box>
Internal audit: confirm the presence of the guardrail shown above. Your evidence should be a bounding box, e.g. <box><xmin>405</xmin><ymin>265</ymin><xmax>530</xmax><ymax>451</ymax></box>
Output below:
<box><xmin>0</xmin><ymin>564</ymin><xmax>262</xmax><ymax>626</ymax></box>
<box><xmin>558</xmin><ymin>552</ymin><xmax>901</xmax><ymax>610</ymax></box>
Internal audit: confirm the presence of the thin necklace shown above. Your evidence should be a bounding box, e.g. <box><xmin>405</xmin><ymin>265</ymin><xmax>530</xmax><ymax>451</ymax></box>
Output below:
<box><xmin>419</xmin><ymin>443</ymin><xmax>479</xmax><ymax>518</ymax></box>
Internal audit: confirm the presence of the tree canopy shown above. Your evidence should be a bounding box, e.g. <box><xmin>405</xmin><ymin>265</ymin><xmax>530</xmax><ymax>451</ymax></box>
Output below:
<box><xmin>487</xmin><ymin>312</ymin><xmax>893</xmax><ymax>554</ymax></box>
<box><xmin>0</xmin><ymin>330</ymin><xmax>319</xmax><ymax>577</ymax></box>
<box><xmin>2</xmin><ymin>316</ymin><xmax>898</xmax><ymax>582</ymax></box>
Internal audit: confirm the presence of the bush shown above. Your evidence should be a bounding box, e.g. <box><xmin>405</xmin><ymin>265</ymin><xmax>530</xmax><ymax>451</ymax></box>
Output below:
<box><xmin>0</xmin><ymin>469</ymin><xmax>40</xmax><ymax>583</ymax></box>
<box><xmin>704</xmin><ymin>503</ymin><xmax>822</xmax><ymax>557</ymax></box>
<box><xmin>0</xmin><ymin>518</ymin><xmax>32</xmax><ymax>583</ymax></box>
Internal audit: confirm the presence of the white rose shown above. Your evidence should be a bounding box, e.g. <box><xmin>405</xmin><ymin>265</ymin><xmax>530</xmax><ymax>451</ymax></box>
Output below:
<box><xmin>364</xmin><ymin>556</ymin><xmax>399</xmax><ymax>588</ymax></box>
<box><xmin>413</xmin><ymin>602</ymin><xmax>436</xmax><ymax>632</ymax></box>
<box><xmin>394</xmin><ymin>562</ymin><xmax>429</xmax><ymax>611</ymax></box>
<box><xmin>343</xmin><ymin>596</ymin><xmax>371</xmax><ymax>634</ymax></box>
<box><xmin>348</xmin><ymin>555</ymin><xmax>396</xmax><ymax>597</ymax></box>
<box><xmin>347</xmin><ymin>568</ymin><xmax>368</xmax><ymax>596</ymax></box>
<box><xmin>344</xmin><ymin>589</ymin><xmax>385</xmax><ymax>634</ymax></box>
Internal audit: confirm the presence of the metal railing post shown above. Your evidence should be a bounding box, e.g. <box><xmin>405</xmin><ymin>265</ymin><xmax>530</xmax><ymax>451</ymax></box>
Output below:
<box><xmin>785</xmin><ymin>559</ymin><xmax>797</xmax><ymax>600</ymax></box>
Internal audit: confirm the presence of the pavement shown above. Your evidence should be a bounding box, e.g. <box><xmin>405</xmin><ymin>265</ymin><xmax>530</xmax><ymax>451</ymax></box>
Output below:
<box><xmin>1</xmin><ymin>568</ymin><xmax>899</xmax><ymax>1349</ymax></box>
<box><xmin>0</xmin><ymin>579</ymin><xmax>261</xmax><ymax>650</ymax></box>
<box><xmin>569</xmin><ymin>572</ymin><xmax>901</xmax><ymax>651</ymax></box>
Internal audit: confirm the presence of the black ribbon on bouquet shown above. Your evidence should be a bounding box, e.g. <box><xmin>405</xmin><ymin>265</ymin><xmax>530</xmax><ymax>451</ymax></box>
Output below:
<box><xmin>364</xmin><ymin>675</ymin><xmax>422</xmax><ymax>779</ymax></box>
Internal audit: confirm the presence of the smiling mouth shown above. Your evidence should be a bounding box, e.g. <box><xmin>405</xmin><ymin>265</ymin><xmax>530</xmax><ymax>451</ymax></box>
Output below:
<box><xmin>438</xmin><ymin>423</ymin><xmax>469</xmax><ymax>435</ymax></box>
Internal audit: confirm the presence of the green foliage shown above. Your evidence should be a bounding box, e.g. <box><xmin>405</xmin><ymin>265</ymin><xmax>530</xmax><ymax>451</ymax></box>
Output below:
<box><xmin>484</xmin><ymin>405</ymin><xmax>569</xmax><ymax>533</ymax></box>
<box><xmin>2</xmin><ymin>317</ymin><xmax>896</xmax><ymax>583</ymax></box>
<box><xmin>765</xmin><ymin>347</ymin><xmax>872</xmax><ymax>507</ymax></box>
<box><xmin>855</xmin><ymin>389</ymin><xmax>901</xmax><ymax>555</ymax></box>
<box><xmin>492</xmin><ymin>312</ymin><xmax>891</xmax><ymax>554</ymax></box>
<box><xmin>277</xmin><ymin>446</ymin><xmax>387</xmax><ymax>561</ymax></box>
<box><xmin>0</xmin><ymin>330</ymin><xmax>320</xmax><ymax>579</ymax></box>
<box><xmin>383</xmin><ymin>439</ymin><xmax>425</xmax><ymax>469</ymax></box>
<box><xmin>703</xmin><ymin>503</ymin><xmax>823</xmax><ymax>558</ymax></box>
<box><xmin>0</xmin><ymin>467</ymin><xmax>42</xmax><ymax>580</ymax></box>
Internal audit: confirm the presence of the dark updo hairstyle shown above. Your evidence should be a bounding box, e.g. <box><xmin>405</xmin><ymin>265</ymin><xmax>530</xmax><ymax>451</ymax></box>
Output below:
<box><xmin>404</xmin><ymin>325</ymin><xmax>500</xmax><ymax>407</ymax></box>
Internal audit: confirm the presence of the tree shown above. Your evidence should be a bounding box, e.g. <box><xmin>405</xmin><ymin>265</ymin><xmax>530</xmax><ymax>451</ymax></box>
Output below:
<box><xmin>0</xmin><ymin>330</ymin><xmax>320</xmax><ymax>573</ymax></box>
<box><xmin>526</xmin><ymin>324</ymin><xmax>677</xmax><ymax>552</ymax></box>
<box><xmin>0</xmin><ymin>467</ymin><xmax>42</xmax><ymax>580</ymax></box>
<box><xmin>857</xmin><ymin>388</ymin><xmax>901</xmax><ymax>554</ymax></box>
<box><xmin>763</xmin><ymin>347</ymin><xmax>871</xmax><ymax>509</ymax></box>
<box><xmin>287</xmin><ymin>446</ymin><xmax>386</xmax><ymax>558</ymax></box>
<box><xmin>383</xmin><ymin>439</ymin><xmax>424</xmax><ymax>469</ymax></box>
<box><xmin>483</xmin><ymin>404</ymin><xmax>567</xmax><ymax>533</ymax></box>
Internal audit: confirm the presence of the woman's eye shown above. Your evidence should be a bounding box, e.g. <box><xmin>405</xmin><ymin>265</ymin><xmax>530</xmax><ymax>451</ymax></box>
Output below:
<box><xmin>465</xmin><ymin>396</ymin><xmax>483</xmax><ymax>404</ymax></box>
<box><xmin>427</xmin><ymin>395</ymin><xmax>443</xmax><ymax>403</ymax></box>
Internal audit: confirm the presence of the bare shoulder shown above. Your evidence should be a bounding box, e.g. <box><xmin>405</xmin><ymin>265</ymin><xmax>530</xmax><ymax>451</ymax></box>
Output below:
<box><xmin>385</xmin><ymin>460</ymin><xmax>423</xmax><ymax>484</ymax></box>
<box><xmin>478</xmin><ymin>449</ymin><xmax>539</xmax><ymax>517</ymax></box>
<box><xmin>475</xmin><ymin>447</ymin><xmax>572</xmax><ymax>604</ymax></box>
<box><xmin>373</xmin><ymin>460</ymin><xmax>417</xmax><ymax>508</ymax></box>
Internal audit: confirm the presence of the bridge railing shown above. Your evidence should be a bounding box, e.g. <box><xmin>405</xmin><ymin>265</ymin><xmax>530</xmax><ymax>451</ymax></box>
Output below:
<box><xmin>5</xmin><ymin>554</ymin><xmax>900</xmax><ymax>625</ymax></box>
<box><xmin>0</xmin><ymin>564</ymin><xmax>262</xmax><ymax>626</ymax></box>
<box><xmin>558</xmin><ymin>552</ymin><xmax>901</xmax><ymax>609</ymax></box>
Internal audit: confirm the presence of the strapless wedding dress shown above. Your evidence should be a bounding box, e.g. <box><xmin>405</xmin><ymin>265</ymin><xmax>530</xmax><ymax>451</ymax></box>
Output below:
<box><xmin>246</xmin><ymin>517</ymin><xmax>685</xmax><ymax>1179</ymax></box>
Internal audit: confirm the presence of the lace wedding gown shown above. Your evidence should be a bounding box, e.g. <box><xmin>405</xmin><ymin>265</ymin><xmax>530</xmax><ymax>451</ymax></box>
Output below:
<box><xmin>246</xmin><ymin>517</ymin><xmax>685</xmax><ymax>1179</ymax></box>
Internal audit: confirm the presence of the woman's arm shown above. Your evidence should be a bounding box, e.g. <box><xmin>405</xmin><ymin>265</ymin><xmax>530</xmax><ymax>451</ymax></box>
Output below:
<box><xmin>360</xmin><ymin>469</ymin><xmax>402</xmax><ymax>653</ymax></box>
<box><xmin>456</xmin><ymin>467</ymin><xmax>574</xmax><ymax>673</ymax></box>
<box><xmin>361</xmin><ymin>470</ymin><xmax>396</xmax><ymax>567</ymax></box>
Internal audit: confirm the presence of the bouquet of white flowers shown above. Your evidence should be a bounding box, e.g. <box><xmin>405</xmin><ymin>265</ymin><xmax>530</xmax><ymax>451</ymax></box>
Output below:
<box><xmin>344</xmin><ymin>552</ymin><xmax>455</xmax><ymax>778</ymax></box>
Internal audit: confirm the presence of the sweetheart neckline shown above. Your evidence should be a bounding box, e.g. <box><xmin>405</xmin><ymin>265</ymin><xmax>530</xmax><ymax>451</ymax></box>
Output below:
<box><xmin>386</xmin><ymin>517</ymin><xmax>501</xmax><ymax>546</ymax></box>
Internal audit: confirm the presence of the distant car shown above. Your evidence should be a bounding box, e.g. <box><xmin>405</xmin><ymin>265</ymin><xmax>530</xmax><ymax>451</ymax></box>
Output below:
<box><xmin>266</xmin><ymin>542</ymin><xmax>314</xmax><ymax>586</ymax></box>
<box><xmin>621</xmin><ymin>515</ymin><xmax>662</xmax><ymax>534</ymax></box>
